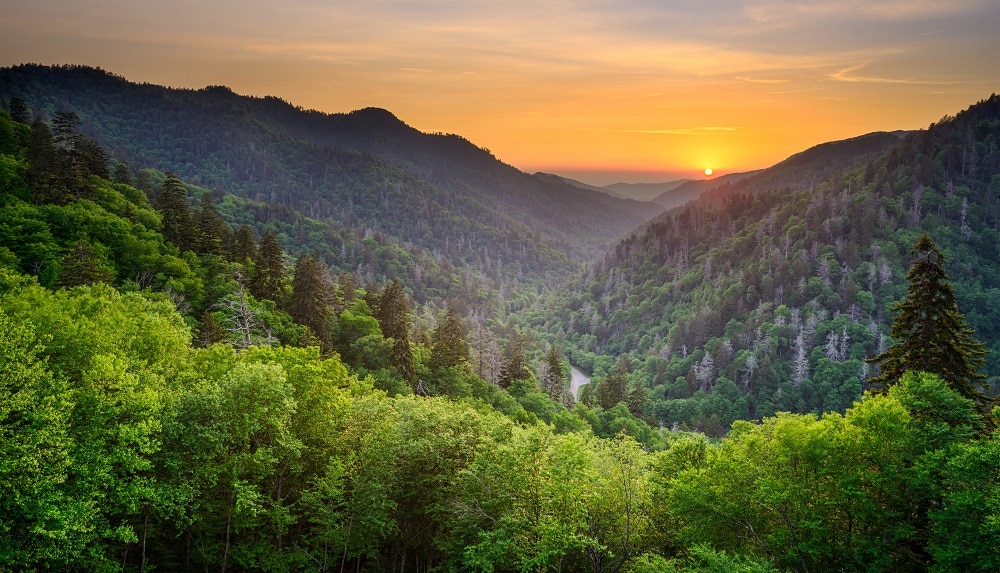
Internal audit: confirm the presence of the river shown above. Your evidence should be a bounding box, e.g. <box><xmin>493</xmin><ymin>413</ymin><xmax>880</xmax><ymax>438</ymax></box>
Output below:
<box><xmin>569</xmin><ymin>366</ymin><xmax>590</xmax><ymax>401</ymax></box>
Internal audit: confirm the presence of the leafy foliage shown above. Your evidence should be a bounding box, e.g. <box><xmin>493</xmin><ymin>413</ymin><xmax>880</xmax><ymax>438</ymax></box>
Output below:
<box><xmin>529</xmin><ymin>95</ymin><xmax>1000</xmax><ymax>433</ymax></box>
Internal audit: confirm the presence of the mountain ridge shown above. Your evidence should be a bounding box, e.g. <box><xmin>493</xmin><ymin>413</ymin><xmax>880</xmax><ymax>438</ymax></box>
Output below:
<box><xmin>0</xmin><ymin>64</ymin><xmax>656</xmax><ymax>291</ymax></box>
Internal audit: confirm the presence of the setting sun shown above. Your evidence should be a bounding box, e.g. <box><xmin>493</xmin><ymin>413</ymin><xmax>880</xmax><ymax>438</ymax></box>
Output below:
<box><xmin>704</xmin><ymin>168</ymin><xmax>713</xmax><ymax>176</ymax></box>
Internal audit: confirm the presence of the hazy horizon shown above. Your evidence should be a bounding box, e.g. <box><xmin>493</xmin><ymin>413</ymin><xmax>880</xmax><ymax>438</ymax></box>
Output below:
<box><xmin>4</xmin><ymin>1</ymin><xmax>998</xmax><ymax>177</ymax></box>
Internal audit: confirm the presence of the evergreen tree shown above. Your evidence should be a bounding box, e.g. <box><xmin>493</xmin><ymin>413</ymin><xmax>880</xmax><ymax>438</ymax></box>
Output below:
<box><xmin>193</xmin><ymin>191</ymin><xmax>230</xmax><ymax>256</ymax></box>
<box><xmin>499</xmin><ymin>333</ymin><xmax>529</xmax><ymax>389</ymax></box>
<box><xmin>375</xmin><ymin>280</ymin><xmax>415</xmax><ymax>384</ymax></box>
<box><xmin>111</xmin><ymin>162</ymin><xmax>133</xmax><ymax>186</ymax></box>
<box><xmin>867</xmin><ymin>234</ymin><xmax>989</xmax><ymax>408</ymax></box>
<box><xmin>158</xmin><ymin>172</ymin><xmax>193</xmax><ymax>252</ymax></box>
<box><xmin>230</xmin><ymin>224</ymin><xmax>258</xmax><ymax>264</ymax></box>
<box><xmin>194</xmin><ymin>311</ymin><xmax>228</xmax><ymax>348</ymax></box>
<box><xmin>57</xmin><ymin>241</ymin><xmax>114</xmax><ymax>287</ymax></box>
<box><xmin>49</xmin><ymin>111</ymin><xmax>95</xmax><ymax>199</ymax></box>
<box><xmin>430</xmin><ymin>307</ymin><xmax>469</xmax><ymax>370</ymax></box>
<box><xmin>51</xmin><ymin>111</ymin><xmax>80</xmax><ymax>149</ymax></box>
<box><xmin>290</xmin><ymin>254</ymin><xmax>332</xmax><ymax>351</ymax></box>
<box><xmin>7</xmin><ymin>97</ymin><xmax>31</xmax><ymax>124</ymax></box>
<box><xmin>251</xmin><ymin>230</ymin><xmax>285</xmax><ymax>302</ymax></box>
<box><xmin>25</xmin><ymin>117</ymin><xmax>65</xmax><ymax>204</ymax></box>
<box><xmin>597</xmin><ymin>357</ymin><xmax>631</xmax><ymax>410</ymax></box>
<box><xmin>73</xmin><ymin>135</ymin><xmax>109</xmax><ymax>181</ymax></box>
<box><xmin>540</xmin><ymin>345</ymin><xmax>567</xmax><ymax>402</ymax></box>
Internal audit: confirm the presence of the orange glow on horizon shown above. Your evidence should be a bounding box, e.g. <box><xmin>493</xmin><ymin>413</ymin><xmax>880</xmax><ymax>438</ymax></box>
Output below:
<box><xmin>2</xmin><ymin>0</ymin><xmax>995</xmax><ymax>184</ymax></box>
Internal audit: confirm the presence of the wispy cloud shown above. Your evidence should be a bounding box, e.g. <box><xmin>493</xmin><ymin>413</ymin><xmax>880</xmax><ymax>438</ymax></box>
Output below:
<box><xmin>736</xmin><ymin>76</ymin><xmax>790</xmax><ymax>84</ymax></box>
<box><xmin>829</xmin><ymin>62</ymin><xmax>968</xmax><ymax>85</ymax></box>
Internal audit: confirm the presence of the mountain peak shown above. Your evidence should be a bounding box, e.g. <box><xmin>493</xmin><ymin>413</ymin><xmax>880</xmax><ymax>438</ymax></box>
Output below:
<box><xmin>347</xmin><ymin>107</ymin><xmax>409</xmax><ymax>131</ymax></box>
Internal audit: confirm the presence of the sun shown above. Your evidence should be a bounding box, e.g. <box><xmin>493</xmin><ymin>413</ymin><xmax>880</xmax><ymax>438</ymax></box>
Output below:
<box><xmin>704</xmin><ymin>168</ymin><xmax>713</xmax><ymax>176</ymax></box>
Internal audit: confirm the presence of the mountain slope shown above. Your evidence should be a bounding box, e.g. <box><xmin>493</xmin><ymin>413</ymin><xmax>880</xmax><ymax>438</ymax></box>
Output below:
<box><xmin>650</xmin><ymin>172</ymin><xmax>758</xmax><ymax>210</ymax></box>
<box><xmin>608</xmin><ymin>179</ymin><xmax>690</xmax><ymax>202</ymax></box>
<box><xmin>527</xmin><ymin>95</ymin><xmax>1000</xmax><ymax>433</ymax></box>
<box><xmin>0</xmin><ymin>64</ymin><xmax>654</xmax><ymax>285</ymax></box>
<box><xmin>532</xmin><ymin>172</ymin><xmax>630</xmax><ymax>199</ymax></box>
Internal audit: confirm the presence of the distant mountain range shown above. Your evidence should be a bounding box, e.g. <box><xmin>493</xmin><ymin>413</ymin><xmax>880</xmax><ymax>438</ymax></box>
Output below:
<box><xmin>536</xmin><ymin>171</ymin><xmax>762</xmax><ymax>212</ymax></box>
<box><xmin>0</xmin><ymin>64</ymin><xmax>658</xmax><ymax>292</ymax></box>
<box><xmin>530</xmin><ymin>94</ymin><xmax>1000</xmax><ymax>432</ymax></box>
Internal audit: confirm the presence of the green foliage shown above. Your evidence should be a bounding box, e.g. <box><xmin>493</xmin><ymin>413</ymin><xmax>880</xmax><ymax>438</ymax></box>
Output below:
<box><xmin>429</xmin><ymin>306</ymin><xmax>469</xmax><ymax>371</ymax></box>
<box><xmin>0</xmin><ymin>311</ymin><xmax>77</xmax><ymax>568</ymax></box>
<box><xmin>528</xmin><ymin>95</ymin><xmax>1000</xmax><ymax>432</ymax></box>
<box><xmin>869</xmin><ymin>234</ymin><xmax>990</xmax><ymax>409</ymax></box>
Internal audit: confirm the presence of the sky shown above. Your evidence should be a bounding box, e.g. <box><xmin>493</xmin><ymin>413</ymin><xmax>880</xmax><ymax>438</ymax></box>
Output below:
<box><xmin>2</xmin><ymin>1</ymin><xmax>999</xmax><ymax>185</ymax></box>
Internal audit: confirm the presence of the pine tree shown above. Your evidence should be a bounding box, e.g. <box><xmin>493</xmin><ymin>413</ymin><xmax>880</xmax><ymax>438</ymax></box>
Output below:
<box><xmin>375</xmin><ymin>280</ymin><xmax>414</xmax><ymax>384</ymax></box>
<box><xmin>597</xmin><ymin>356</ymin><xmax>631</xmax><ymax>409</ymax></box>
<box><xmin>58</xmin><ymin>241</ymin><xmax>114</xmax><ymax>287</ymax></box>
<box><xmin>289</xmin><ymin>254</ymin><xmax>332</xmax><ymax>351</ymax></box>
<box><xmin>251</xmin><ymin>230</ymin><xmax>285</xmax><ymax>302</ymax></box>
<box><xmin>25</xmin><ymin>117</ymin><xmax>65</xmax><ymax>204</ymax></box>
<box><xmin>867</xmin><ymin>234</ymin><xmax>989</xmax><ymax>408</ymax></box>
<box><xmin>499</xmin><ymin>333</ymin><xmax>529</xmax><ymax>389</ymax></box>
<box><xmin>193</xmin><ymin>191</ymin><xmax>231</xmax><ymax>256</ymax></box>
<box><xmin>158</xmin><ymin>173</ymin><xmax>193</xmax><ymax>252</ymax></box>
<box><xmin>430</xmin><ymin>307</ymin><xmax>469</xmax><ymax>370</ymax></box>
<box><xmin>230</xmin><ymin>224</ymin><xmax>258</xmax><ymax>264</ymax></box>
<box><xmin>194</xmin><ymin>311</ymin><xmax>228</xmax><ymax>348</ymax></box>
<box><xmin>7</xmin><ymin>97</ymin><xmax>31</xmax><ymax>124</ymax></box>
<box><xmin>540</xmin><ymin>345</ymin><xmax>567</xmax><ymax>402</ymax></box>
<box><xmin>111</xmin><ymin>162</ymin><xmax>133</xmax><ymax>186</ymax></box>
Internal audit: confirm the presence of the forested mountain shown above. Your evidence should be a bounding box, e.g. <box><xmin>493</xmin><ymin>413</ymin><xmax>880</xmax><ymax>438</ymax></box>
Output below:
<box><xmin>528</xmin><ymin>96</ymin><xmax>1000</xmax><ymax>434</ymax></box>
<box><xmin>0</xmin><ymin>64</ymin><xmax>655</xmax><ymax>289</ymax></box>
<box><xmin>532</xmin><ymin>172</ymin><xmax>632</xmax><ymax>199</ymax></box>
<box><xmin>607</xmin><ymin>180</ymin><xmax>690</xmax><ymax>202</ymax></box>
<box><xmin>650</xmin><ymin>171</ymin><xmax>757</xmax><ymax>209</ymax></box>
<box><xmin>2</xmin><ymin>70</ymin><xmax>1000</xmax><ymax>572</ymax></box>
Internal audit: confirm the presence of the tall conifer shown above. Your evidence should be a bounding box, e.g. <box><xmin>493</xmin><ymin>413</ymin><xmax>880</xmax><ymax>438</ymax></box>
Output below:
<box><xmin>867</xmin><ymin>234</ymin><xmax>989</xmax><ymax>409</ymax></box>
<box><xmin>430</xmin><ymin>307</ymin><xmax>469</xmax><ymax>370</ymax></box>
<box><xmin>290</xmin><ymin>254</ymin><xmax>332</xmax><ymax>351</ymax></box>
<box><xmin>251</xmin><ymin>230</ymin><xmax>285</xmax><ymax>303</ymax></box>
<box><xmin>375</xmin><ymin>280</ymin><xmax>415</xmax><ymax>384</ymax></box>
<box><xmin>158</xmin><ymin>173</ymin><xmax>193</xmax><ymax>252</ymax></box>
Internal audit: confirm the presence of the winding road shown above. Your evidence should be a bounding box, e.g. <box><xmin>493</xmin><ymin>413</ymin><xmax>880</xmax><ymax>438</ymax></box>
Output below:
<box><xmin>569</xmin><ymin>366</ymin><xmax>590</xmax><ymax>401</ymax></box>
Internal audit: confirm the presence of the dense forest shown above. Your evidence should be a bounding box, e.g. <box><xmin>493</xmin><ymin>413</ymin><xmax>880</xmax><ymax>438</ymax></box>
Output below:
<box><xmin>0</xmin><ymin>64</ymin><xmax>659</xmax><ymax>293</ymax></box>
<box><xmin>1</xmin><ymin>69</ymin><xmax>999</xmax><ymax>572</ymax></box>
<box><xmin>528</xmin><ymin>96</ymin><xmax>1000</xmax><ymax>435</ymax></box>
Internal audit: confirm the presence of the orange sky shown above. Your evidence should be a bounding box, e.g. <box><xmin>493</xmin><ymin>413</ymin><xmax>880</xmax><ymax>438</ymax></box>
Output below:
<box><xmin>3</xmin><ymin>1</ymin><xmax>999</xmax><ymax>184</ymax></box>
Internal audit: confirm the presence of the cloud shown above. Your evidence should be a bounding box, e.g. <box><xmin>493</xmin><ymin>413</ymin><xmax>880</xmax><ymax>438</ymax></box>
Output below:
<box><xmin>829</xmin><ymin>62</ymin><xmax>970</xmax><ymax>85</ymax></box>
<box><xmin>742</xmin><ymin>0</ymin><xmax>985</xmax><ymax>26</ymax></box>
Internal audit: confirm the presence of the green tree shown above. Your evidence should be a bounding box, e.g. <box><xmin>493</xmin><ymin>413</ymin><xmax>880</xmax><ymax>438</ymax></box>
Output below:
<box><xmin>58</xmin><ymin>240</ymin><xmax>115</xmax><ymax>287</ymax></box>
<box><xmin>230</xmin><ymin>224</ymin><xmax>258</xmax><ymax>264</ymax></box>
<box><xmin>193</xmin><ymin>190</ymin><xmax>231</xmax><ymax>256</ymax></box>
<box><xmin>157</xmin><ymin>172</ymin><xmax>193</xmax><ymax>252</ymax></box>
<box><xmin>251</xmin><ymin>229</ymin><xmax>285</xmax><ymax>302</ymax></box>
<box><xmin>25</xmin><ymin>117</ymin><xmax>66</xmax><ymax>204</ymax></box>
<box><xmin>374</xmin><ymin>279</ymin><xmax>415</xmax><ymax>384</ymax></box>
<box><xmin>7</xmin><ymin>97</ymin><xmax>31</xmax><ymax>124</ymax></box>
<box><xmin>929</xmin><ymin>436</ymin><xmax>1000</xmax><ymax>571</ymax></box>
<box><xmin>867</xmin><ymin>234</ymin><xmax>989</xmax><ymax>410</ymax></box>
<box><xmin>597</xmin><ymin>357</ymin><xmax>631</xmax><ymax>410</ymax></box>
<box><xmin>540</xmin><ymin>344</ymin><xmax>567</xmax><ymax>403</ymax></box>
<box><xmin>290</xmin><ymin>253</ymin><xmax>332</xmax><ymax>351</ymax></box>
<box><xmin>499</xmin><ymin>332</ymin><xmax>530</xmax><ymax>389</ymax></box>
<box><xmin>195</xmin><ymin>310</ymin><xmax>228</xmax><ymax>348</ymax></box>
<box><xmin>111</xmin><ymin>162</ymin><xmax>133</xmax><ymax>186</ymax></box>
<box><xmin>0</xmin><ymin>312</ymin><xmax>78</xmax><ymax>569</ymax></box>
<box><xmin>429</xmin><ymin>306</ymin><xmax>469</xmax><ymax>371</ymax></box>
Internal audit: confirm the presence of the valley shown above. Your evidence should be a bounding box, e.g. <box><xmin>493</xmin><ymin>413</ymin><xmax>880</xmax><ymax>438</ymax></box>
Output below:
<box><xmin>1</xmin><ymin>64</ymin><xmax>998</xmax><ymax>572</ymax></box>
